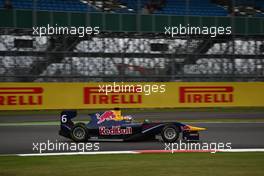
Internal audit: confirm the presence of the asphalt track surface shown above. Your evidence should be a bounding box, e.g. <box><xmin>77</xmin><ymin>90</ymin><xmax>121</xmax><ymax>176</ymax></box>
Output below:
<box><xmin>1</xmin><ymin>111</ymin><xmax>264</xmax><ymax>123</ymax></box>
<box><xmin>0</xmin><ymin>112</ymin><xmax>264</xmax><ymax>155</ymax></box>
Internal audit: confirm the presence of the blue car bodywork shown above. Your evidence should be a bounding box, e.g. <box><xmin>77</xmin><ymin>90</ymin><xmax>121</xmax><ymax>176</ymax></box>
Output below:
<box><xmin>59</xmin><ymin>110</ymin><xmax>206</xmax><ymax>142</ymax></box>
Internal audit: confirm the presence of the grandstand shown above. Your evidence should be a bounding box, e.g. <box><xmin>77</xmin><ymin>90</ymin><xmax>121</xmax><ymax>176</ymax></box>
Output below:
<box><xmin>1</xmin><ymin>0</ymin><xmax>264</xmax><ymax>16</ymax></box>
<box><xmin>0</xmin><ymin>0</ymin><xmax>263</xmax><ymax>82</ymax></box>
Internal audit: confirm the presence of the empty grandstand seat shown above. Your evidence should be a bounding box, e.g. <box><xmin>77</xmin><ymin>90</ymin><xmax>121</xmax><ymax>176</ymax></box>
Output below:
<box><xmin>0</xmin><ymin>0</ymin><xmax>97</xmax><ymax>12</ymax></box>
<box><xmin>154</xmin><ymin>0</ymin><xmax>228</xmax><ymax>16</ymax></box>
<box><xmin>0</xmin><ymin>0</ymin><xmax>263</xmax><ymax>17</ymax></box>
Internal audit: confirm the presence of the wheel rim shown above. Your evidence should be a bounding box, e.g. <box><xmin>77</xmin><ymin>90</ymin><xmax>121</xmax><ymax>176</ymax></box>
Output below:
<box><xmin>73</xmin><ymin>127</ymin><xmax>85</xmax><ymax>140</ymax></box>
<box><xmin>164</xmin><ymin>127</ymin><xmax>176</xmax><ymax>140</ymax></box>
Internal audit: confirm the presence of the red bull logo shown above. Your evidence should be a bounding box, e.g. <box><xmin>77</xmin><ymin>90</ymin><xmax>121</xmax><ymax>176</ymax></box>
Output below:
<box><xmin>99</xmin><ymin>126</ymin><xmax>132</xmax><ymax>135</ymax></box>
<box><xmin>179</xmin><ymin>86</ymin><xmax>234</xmax><ymax>103</ymax></box>
<box><xmin>96</xmin><ymin>111</ymin><xmax>116</xmax><ymax>124</ymax></box>
<box><xmin>83</xmin><ymin>87</ymin><xmax>142</xmax><ymax>104</ymax></box>
<box><xmin>0</xmin><ymin>87</ymin><xmax>43</xmax><ymax>106</ymax></box>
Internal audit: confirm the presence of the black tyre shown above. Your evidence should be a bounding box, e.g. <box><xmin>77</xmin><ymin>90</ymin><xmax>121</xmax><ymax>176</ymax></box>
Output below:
<box><xmin>71</xmin><ymin>123</ymin><xmax>88</xmax><ymax>142</ymax></box>
<box><xmin>161</xmin><ymin>125</ymin><xmax>180</xmax><ymax>143</ymax></box>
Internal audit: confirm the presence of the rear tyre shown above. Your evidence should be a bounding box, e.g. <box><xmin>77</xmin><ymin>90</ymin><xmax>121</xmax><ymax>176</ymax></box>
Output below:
<box><xmin>71</xmin><ymin>123</ymin><xmax>88</xmax><ymax>142</ymax></box>
<box><xmin>161</xmin><ymin>125</ymin><xmax>180</xmax><ymax>143</ymax></box>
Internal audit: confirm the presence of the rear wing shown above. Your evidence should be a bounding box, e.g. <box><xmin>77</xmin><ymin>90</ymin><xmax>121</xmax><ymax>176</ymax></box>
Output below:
<box><xmin>60</xmin><ymin>110</ymin><xmax>77</xmax><ymax>125</ymax></box>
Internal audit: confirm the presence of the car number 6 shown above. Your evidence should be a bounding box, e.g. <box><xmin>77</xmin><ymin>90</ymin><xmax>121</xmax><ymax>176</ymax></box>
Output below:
<box><xmin>61</xmin><ymin>115</ymin><xmax>67</xmax><ymax>123</ymax></box>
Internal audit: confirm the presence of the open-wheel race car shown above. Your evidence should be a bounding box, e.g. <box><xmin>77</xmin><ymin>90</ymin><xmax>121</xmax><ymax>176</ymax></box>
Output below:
<box><xmin>59</xmin><ymin>110</ymin><xmax>206</xmax><ymax>142</ymax></box>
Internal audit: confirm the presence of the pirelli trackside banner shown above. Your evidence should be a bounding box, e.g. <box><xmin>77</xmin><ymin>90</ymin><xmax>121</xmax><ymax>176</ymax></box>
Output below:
<box><xmin>0</xmin><ymin>82</ymin><xmax>264</xmax><ymax>110</ymax></box>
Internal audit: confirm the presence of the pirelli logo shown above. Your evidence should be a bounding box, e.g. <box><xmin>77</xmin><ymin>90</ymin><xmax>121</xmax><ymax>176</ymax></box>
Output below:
<box><xmin>0</xmin><ymin>87</ymin><xmax>43</xmax><ymax>106</ymax></box>
<box><xmin>179</xmin><ymin>86</ymin><xmax>234</xmax><ymax>103</ymax></box>
<box><xmin>83</xmin><ymin>87</ymin><xmax>142</xmax><ymax>104</ymax></box>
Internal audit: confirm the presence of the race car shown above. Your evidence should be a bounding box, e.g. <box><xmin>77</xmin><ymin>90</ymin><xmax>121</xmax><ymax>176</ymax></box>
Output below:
<box><xmin>59</xmin><ymin>110</ymin><xmax>206</xmax><ymax>142</ymax></box>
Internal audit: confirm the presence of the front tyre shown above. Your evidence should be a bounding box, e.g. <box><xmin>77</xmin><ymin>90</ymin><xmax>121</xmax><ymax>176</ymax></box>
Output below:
<box><xmin>161</xmin><ymin>125</ymin><xmax>180</xmax><ymax>143</ymax></box>
<box><xmin>71</xmin><ymin>123</ymin><xmax>88</xmax><ymax>142</ymax></box>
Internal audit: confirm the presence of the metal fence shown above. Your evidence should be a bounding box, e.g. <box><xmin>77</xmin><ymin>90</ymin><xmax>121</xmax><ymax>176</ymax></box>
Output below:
<box><xmin>0</xmin><ymin>0</ymin><xmax>264</xmax><ymax>82</ymax></box>
<box><xmin>0</xmin><ymin>34</ymin><xmax>264</xmax><ymax>82</ymax></box>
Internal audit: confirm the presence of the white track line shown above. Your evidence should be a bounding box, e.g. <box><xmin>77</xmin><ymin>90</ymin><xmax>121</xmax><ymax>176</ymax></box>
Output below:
<box><xmin>15</xmin><ymin>148</ymin><xmax>264</xmax><ymax>156</ymax></box>
<box><xmin>219</xmin><ymin>149</ymin><xmax>264</xmax><ymax>152</ymax></box>
<box><xmin>18</xmin><ymin>151</ymin><xmax>137</xmax><ymax>156</ymax></box>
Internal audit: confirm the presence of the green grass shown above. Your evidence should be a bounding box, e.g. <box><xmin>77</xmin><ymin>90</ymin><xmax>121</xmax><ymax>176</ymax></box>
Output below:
<box><xmin>0</xmin><ymin>153</ymin><xmax>263</xmax><ymax>176</ymax></box>
<box><xmin>1</xmin><ymin>107</ymin><xmax>264</xmax><ymax>116</ymax></box>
